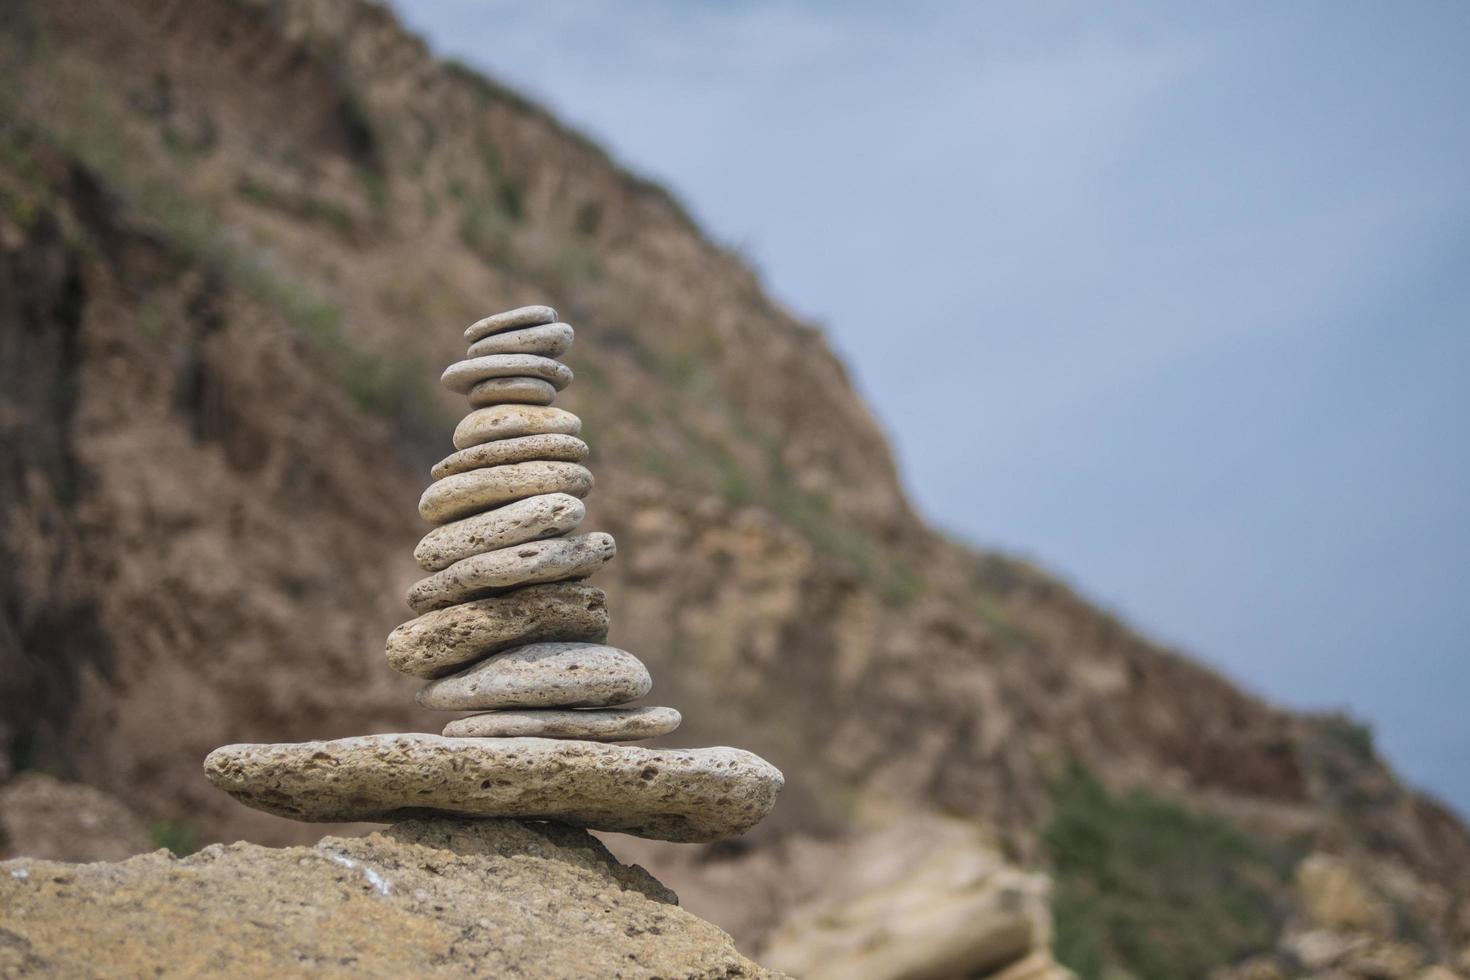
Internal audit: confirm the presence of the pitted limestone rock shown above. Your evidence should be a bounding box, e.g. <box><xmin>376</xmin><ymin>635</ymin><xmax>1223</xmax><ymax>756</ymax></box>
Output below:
<box><xmin>406</xmin><ymin>533</ymin><xmax>616</xmax><ymax>613</ymax></box>
<box><xmin>416</xmin><ymin>642</ymin><xmax>651</xmax><ymax>711</ymax></box>
<box><xmin>386</xmin><ymin>583</ymin><xmax>608</xmax><ymax>679</ymax></box>
<box><xmin>203</xmin><ymin>735</ymin><xmax>784</xmax><ymax>842</ymax></box>
<box><xmin>466</xmin><ymin>376</ymin><xmax>556</xmax><ymax>406</ymax></box>
<box><xmin>443</xmin><ymin>354</ymin><xmax>573</xmax><ymax>393</ymax></box>
<box><xmin>431</xmin><ymin>434</ymin><xmax>589</xmax><ymax>480</ymax></box>
<box><xmin>443</xmin><ymin>706</ymin><xmax>682</xmax><ymax>741</ymax></box>
<box><xmin>418</xmin><ymin>462</ymin><xmax>592</xmax><ymax>524</ymax></box>
<box><xmin>467</xmin><ymin>321</ymin><xmax>574</xmax><ymax>359</ymax></box>
<box><xmin>415</xmin><ymin>493</ymin><xmax>585</xmax><ymax>571</ymax></box>
<box><xmin>465</xmin><ymin>305</ymin><xmax>557</xmax><ymax>343</ymax></box>
<box><xmin>453</xmin><ymin>405</ymin><xmax>581</xmax><ymax>451</ymax></box>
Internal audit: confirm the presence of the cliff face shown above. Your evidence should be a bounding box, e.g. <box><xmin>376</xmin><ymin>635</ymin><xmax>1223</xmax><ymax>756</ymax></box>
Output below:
<box><xmin>1</xmin><ymin>0</ymin><xmax>1467</xmax><ymax>974</ymax></box>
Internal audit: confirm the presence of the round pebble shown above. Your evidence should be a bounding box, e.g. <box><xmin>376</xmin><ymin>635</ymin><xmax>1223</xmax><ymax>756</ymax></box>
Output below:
<box><xmin>467</xmin><ymin>377</ymin><xmax>556</xmax><ymax>407</ymax></box>
<box><xmin>406</xmin><ymin>532</ymin><xmax>615</xmax><ymax>613</ymax></box>
<box><xmin>467</xmin><ymin>322</ymin><xmax>574</xmax><ymax>359</ymax></box>
<box><xmin>418</xmin><ymin>462</ymin><xmax>592</xmax><ymax>525</ymax></box>
<box><xmin>442</xmin><ymin>355</ymin><xmax>573</xmax><ymax>394</ymax></box>
<box><xmin>465</xmin><ymin>305</ymin><xmax>557</xmax><ymax>344</ymax></box>
<box><xmin>443</xmin><ymin>706</ymin><xmax>682</xmax><ymax>741</ymax></box>
<box><xmin>415</xmin><ymin>493</ymin><xmax>585</xmax><ymax>571</ymax></box>
<box><xmin>431</xmin><ymin>434</ymin><xmax>589</xmax><ymax>480</ymax></box>
<box><xmin>453</xmin><ymin>406</ymin><xmax>581</xmax><ymax>451</ymax></box>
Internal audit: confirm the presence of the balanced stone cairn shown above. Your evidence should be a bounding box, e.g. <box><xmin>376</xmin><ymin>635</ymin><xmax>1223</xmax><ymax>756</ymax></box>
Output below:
<box><xmin>204</xmin><ymin>306</ymin><xmax>783</xmax><ymax>842</ymax></box>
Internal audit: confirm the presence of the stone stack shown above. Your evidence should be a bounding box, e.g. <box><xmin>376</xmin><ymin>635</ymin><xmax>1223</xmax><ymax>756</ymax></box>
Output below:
<box><xmin>205</xmin><ymin>306</ymin><xmax>783</xmax><ymax>843</ymax></box>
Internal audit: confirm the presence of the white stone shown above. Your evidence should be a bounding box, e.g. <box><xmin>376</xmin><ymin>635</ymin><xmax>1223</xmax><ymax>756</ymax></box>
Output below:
<box><xmin>415</xmin><ymin>493</ymin><xmax>585</xmax><ymax>571</ymax></box>
<box><xmin>443</xmin><ymin>706</ymin><xmax>681</xmax><ymax>742</ymax></box>
<box><xmin>467</xmin><ymin>322</ymin><xmax>574</xmax><ymax>359</ymax></box>
<box><xmin>385</xmin><ymin>583</ymin><xmax>608</xmax><ymax>679</ymax></box>
<box><xmin>406</xmin><ymin>533</ymin><xmax>615</xmax><ymax>613</ymax></box>
<box><xmin>453</xmin><ymin>406</ymin><xmax>581</xmax><ymax>451</ymax></box>
<box><xmin>431</xmin><ymin>435</ymin><xmax>589</xmax><ymax>480</ymax></box>
<box><xmin>203</xmin><ymin>734</ymin><xmax>785</xmax><ymax>842</ymax></box>
<box><xmin>418</xmin><ymin>462</ymin><xmax>592</xmax><ymax>525</ymax></box>
<box><xmin>464</xmin><ymin>306</ymin><xmax>557</xmax><ymax>343</ymax></box>
<box><xmin>416</xmin><ymin>642</ymin><xmax>651</xmax><ymax>711</ymax></box>
<box><xmin>466</xmin><ymin>377</ymin><xmax>556</xmax><ymax>407</ymax></box>
<box><xmin>442</xmin><ymin>355</ymin><xmax>572</xmax><ymax>394</ymax></box>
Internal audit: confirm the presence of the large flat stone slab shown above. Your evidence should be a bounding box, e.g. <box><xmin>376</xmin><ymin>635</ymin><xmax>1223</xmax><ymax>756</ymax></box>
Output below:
<box><xmin>203</xmin><ymin>734</ymin><xmax>784</xmax><ymax>842</ymax></box>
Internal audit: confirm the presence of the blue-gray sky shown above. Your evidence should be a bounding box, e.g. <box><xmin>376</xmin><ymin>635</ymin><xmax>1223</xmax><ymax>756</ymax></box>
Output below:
<box><xmin>395</xmin><ymin>1</ymin><xmax>1470</xmax><ymax>815</ymax></box>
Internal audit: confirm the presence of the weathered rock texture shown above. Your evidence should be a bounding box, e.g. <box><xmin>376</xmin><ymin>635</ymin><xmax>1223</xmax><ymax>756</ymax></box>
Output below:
<box><xmin>2</xmin><ymin>0</ymin><xmax>1468</xmax><ymax>974</ymax></box>
<box><xmin>204</xmin><ymin>736</ymin><xmax>783</xmax><ymax>841</ymax></box>
<box><xmin>0</xmin><ymin>817</ymin><xmax>779</xmax><ymax>979</ymax></box>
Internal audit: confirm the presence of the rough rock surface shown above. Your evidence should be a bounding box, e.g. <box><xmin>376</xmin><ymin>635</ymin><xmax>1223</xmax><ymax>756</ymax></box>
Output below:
<box><xmin>415</xmin><ymin>494</ymin><xmax>586</xmax><ymax>571</ymax></box>
<box><xmin>0</xmin><ymin>773</ymin><xmax>153</xmax><ymax>862</ymax></box>
<box><xmin>385</xmin><ymin>584</ymin><xmax>610</xmax><ymax>679</ymax></box>
<box><xmin>204</xmin><ymin>735</ymin><xmax>783</xmax><ymax>841</ymax></box>
<box><xmin>406</xmin><ymin>533</ymin><xmax>616</xmax><ymax>613</ymax></box>
<box><xmin>431</xmin><ymin>435</ymin><xmax>591</xmax><ymax>479</ymax></box>
<box><xmin>444</xmin><ymin>706</ymin><xmax>682</xmax><ymax>741</ymax></box>
<box><xmin>416</xmin><ymin>642</ymin><xmax>651</xmax><ymax>710</ymax></box>
<box><xmin>417</xmin><ymin>462</ymin><xmax>592</xmax><ymax>524</ymax></box>
<box><xmin>0</xmin><ymin>817</ymin><xmax>779</xmax><ymax>979</ymax></box>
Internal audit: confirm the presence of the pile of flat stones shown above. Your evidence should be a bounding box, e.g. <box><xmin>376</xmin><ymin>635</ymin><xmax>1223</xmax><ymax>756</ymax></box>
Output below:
<box><xmin>205</xmin><ymin>306</ymin><xmax>783</xmax><ymax>843</ymax></box>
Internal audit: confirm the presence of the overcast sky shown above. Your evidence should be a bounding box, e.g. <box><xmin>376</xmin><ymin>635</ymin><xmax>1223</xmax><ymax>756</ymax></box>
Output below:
<box><xmin>395</xmin><ymin>1</ymin><xmax>1470</xmax><ymax>816</ymax></box>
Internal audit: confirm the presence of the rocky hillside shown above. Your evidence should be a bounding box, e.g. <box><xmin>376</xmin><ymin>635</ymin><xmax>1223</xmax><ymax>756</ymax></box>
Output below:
<box><xmin>2</xmin><ymin>0</ymin><xmax>1468</xmax><ymax>975</ymax></box>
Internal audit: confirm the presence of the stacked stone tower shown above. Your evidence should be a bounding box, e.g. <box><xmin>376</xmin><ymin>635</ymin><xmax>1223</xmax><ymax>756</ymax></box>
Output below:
<box><xmin>206</xmin><ymin>307</ymin><xmax>783</xmax><ymax>842</ymax></box>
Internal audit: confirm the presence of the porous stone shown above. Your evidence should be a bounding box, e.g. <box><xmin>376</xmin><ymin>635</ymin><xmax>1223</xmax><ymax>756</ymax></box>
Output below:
<box><xmin>203</xmin><ymin>734</ymin><xmax>785</xmax><ymax>842</ymax></box>
<box><xmin>453</xmin><ymin>405</ymin><xmax>581</xmax><ymax>451</ymax></box>
<box><xmin>385</xmin><ymin>583</ymin><xmax>608</xmax><ymax>679</ymax></box>
<box><xmin>418</xmin><ymin>462</ymin><xmax>592</xmax><ymax>524</ymax></box>
<box><xmin>431</xmin><ymin>434</ymin><xmax>589</xmax><ymax>480</ymax></box>
<box><xmin>0</xmin><ymin>818</ymin><xmax>778</xmax><ymax>977</ymax></box>
<box><xmin>443</xmin><ymin>706</ymin><xmax>682</xmax><ymax>741</ymax></box>
<box><xmin>466</xmin><ymin>376</ymin><xmax>556</xmax><ymax>407</ymax></box>
<box><xmin>406</xmin><ymin>533</ymin><xmax>615</xmax><ymax>613</ymax></box>
<box><xmin>468</xmin><ymin>321</ymin><xmax>574</xmax><ymax>359</ymax></box>
<box><xmin>465</xmin><ymin>305</ymin><xmax>557</xmax><ymax>343</ymax></box>
<box><xmin>442</xmin><ymin>354</ymin><xmax>573</xmax><ymax>394</ymax></box>
<box><xmin>417</xmin><ymin>642</ymin><xmax>651</xmax><ymax>711</ymax></box>
<box><xmin>416</xmin><ymin>493</ymin><xmax>585</xmax><ymax>571</ymax></box>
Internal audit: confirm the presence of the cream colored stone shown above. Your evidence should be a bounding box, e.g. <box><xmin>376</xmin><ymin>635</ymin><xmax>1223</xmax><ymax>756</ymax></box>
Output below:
<box><xmin>442</xmin><ymin>354</ymin><xmax>573</xmax><ymax>394</ymax></box>
<box><xmin>415</xmin><ymin>493</ymin><xmax>585</xmax><ymax>571</ymax></box>
<box><xmin>1297</xmin><ymin>853</ymin><xmax>1394</xmax><ymax>934</ymax></box>
<box><xmin>406</xmin><ymin>533</ymin><xmax>615</xmax><ymax>613</ymax></box>
<box><xmin>467</xmin><ymin>321</ymin><xmax>574</xmax><ymax>359</ymax></box>
<box><xmin>0</xmin><ymin>818</ymin><xmax>777</xmax><ymax>975</ymax></box>
<box><xmin>203</xmin><ymin>735</ymin><xmax>785</xmax><ymax>842</ymax></box>
<box><xmin>418</xmin><ymin>462</ymin><xmax>592</xmax><ymax>524</ymax></box>
<box><xmin>385</xmin><ymin>583</ymin><xmax>608</xmax><ymax>679</ymax></box>
<box><xmin>465</xmin><ymin>305</ymin><xmax>557</xmax><ymax>343</ymax></box>
<box><xmin>443</xmin><ymin>706</ymin><xmax>681</xmax><ymax>741</ymax></box>
<box><xmin>417</xmin><ymin>642</ymin><xmax>650</xmax><ymax>711</ymax></box>
<box><xmin>431</xmin><ymin>434</ymin><xmax>589</xmax><ymax>480</ymax></box>
<box><xmin>465</xmin><ymin>376</ymin><xmax>556</xmax><ymax>407</ymax></box>
<box><xmin>453</xmin><ymin>405</ymin><xmax>581</xmax><ymax>451</ymax></box>
<box><xmin>761</xmin><ymin>814</ymin><xmax>1058</xmax><ymax>980</ymax></box>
